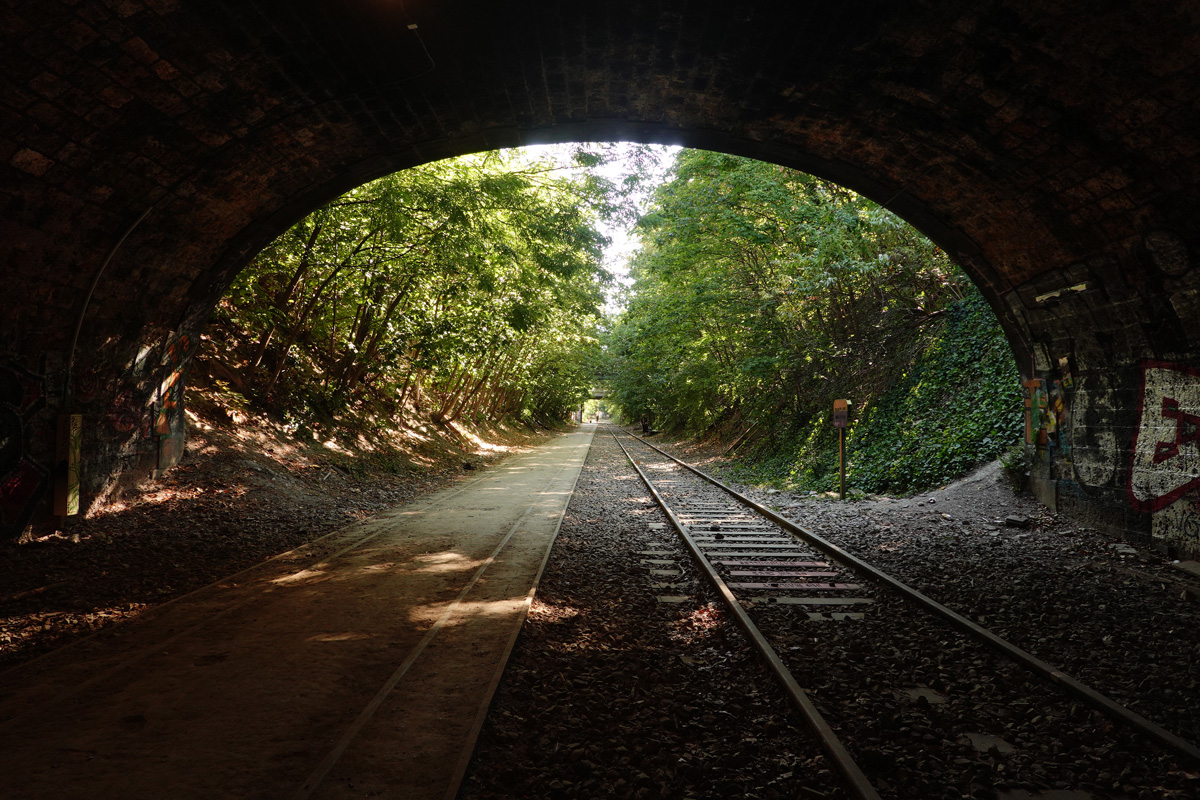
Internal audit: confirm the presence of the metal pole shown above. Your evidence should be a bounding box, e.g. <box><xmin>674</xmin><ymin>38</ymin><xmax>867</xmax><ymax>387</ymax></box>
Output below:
<box><xmin>839</xmin><ymin>427</ymin><xmax>846</xmax><ymax>500</ymax></box>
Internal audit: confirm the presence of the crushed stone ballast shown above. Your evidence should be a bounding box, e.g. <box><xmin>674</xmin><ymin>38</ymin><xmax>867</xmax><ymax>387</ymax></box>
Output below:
<box><xmin>610</xmin><ymin>425</ymin><xmax>1199</xmax><ymax>799</ymax></box>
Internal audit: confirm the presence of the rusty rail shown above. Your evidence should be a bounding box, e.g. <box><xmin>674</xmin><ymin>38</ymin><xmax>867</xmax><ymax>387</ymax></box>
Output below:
<box><xmin>615</xmin><ymin>426</ymin><xmax>1200</xmax><ymax>768</ymax></box>
<box><xmin>609</xmin><ymin>428</ymin><xmax>883</xmax><ymax>800</ymax></box>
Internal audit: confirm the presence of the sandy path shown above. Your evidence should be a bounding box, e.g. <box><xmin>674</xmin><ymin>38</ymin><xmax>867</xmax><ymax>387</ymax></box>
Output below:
<box><xmin>0</xmin><ymin>426</ymin><xmax>594</xmax><ymax>800</ymax></box>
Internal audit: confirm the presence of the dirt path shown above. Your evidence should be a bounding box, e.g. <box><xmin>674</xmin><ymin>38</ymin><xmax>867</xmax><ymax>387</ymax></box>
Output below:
<box><xmin>0</xmin><ymin>426</ymin><xmax>594</xmax><ymax>800</ymax></box>
<box><xmin>0</xmin><ymin>413</ymin><xmax>549</xmax><ymax>670</ymax></box>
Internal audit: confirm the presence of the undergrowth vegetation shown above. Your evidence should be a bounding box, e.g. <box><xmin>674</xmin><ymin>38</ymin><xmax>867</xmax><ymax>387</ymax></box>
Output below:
<box><xmin>737</xmin><ymin>293</ymin><xmax>1023</xmax><ymax>494</ymax></box>
<box><xmin>197</xmin><ymin>147</ymin><xmax>634</xmax><ymax>440</ymax></box>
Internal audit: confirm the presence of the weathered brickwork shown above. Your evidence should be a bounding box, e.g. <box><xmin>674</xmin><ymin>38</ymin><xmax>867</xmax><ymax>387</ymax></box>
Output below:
<box><xmin>2</xmin><ymin>1</ymin><xmax>1200</xmax><ymax>553</ymax></box>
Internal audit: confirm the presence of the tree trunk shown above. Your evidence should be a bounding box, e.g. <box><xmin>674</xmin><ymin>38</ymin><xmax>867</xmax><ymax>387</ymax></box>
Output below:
<box><xmin>250</xmin><ymin>220</ymin><xmax>323</xmax><ymax>370</ymax></box>
<box><xmin>472</xmin><ymin>354</ymin><xmax>514</xmax><ymax>420</ymax></box>
<box><xmin>446</xmin><ymin>360</ymin><xmax>492</xmax><ymax>424</ymax></box>
<box><xmin>259</xmin><ymin>229</ymin><xmax>374</xmax><ymax>396</ymax></box>
<box><xmin>340</xmin><ymin>281</ymin><xmax>414</xmax><ymax>393</ymax></box>
<box><xmin>432</xmin><ymin>367</ymin><xmax>470</xmax><ymax>424</ymax></box>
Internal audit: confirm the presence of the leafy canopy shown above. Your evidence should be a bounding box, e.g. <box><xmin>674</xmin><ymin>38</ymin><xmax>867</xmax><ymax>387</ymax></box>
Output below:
<box><xmin>206</xmin><ymin>146</ymin><xmax>632</xmax><ymax>431</ymax></box>
<box><xmin>606</xmin><ymin>149</ymin><xmax>1022</xmax><ymax>493</ymax></box>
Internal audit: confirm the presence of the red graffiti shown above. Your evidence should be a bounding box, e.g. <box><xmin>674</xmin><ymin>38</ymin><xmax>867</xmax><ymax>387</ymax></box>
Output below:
<box><xmin>1129</xmin><ymin>360</ymin><xmax>1200</xmax><ymax>512</ymax></box>
<box><xmin>1153</xmin><ymin>397</ymin><xmax>1200</xmax><ymax>464</ymax></box>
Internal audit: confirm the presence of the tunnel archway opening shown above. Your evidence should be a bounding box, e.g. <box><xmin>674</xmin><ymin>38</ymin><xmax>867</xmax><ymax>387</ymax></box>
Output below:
<box><xmin>194</xmin><ymin>140</ymin><xmax>1024</xmax><ymax>526</ymax></box>
<box><xmin>9</xmin><ymin>127</ymin><xmax>1177</xmax><ymax>557</ymax></box>
<box><xmin>3</xmin><ymin>1</ymin><xmax>1198</xmax><ymax>558</ymax></box>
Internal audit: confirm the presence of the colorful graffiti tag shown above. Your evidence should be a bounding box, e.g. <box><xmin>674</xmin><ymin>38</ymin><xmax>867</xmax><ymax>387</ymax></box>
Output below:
<box><xmin>1129</xmin><ymin>361</ymin><xmax>1200</xmax><ymax>511</ymax></box>
<box><xmin>1023</xmin><ymin>370</ymin><xmax>1074</xmax><ymax>493</ymax></box>
<box><xmin>156</xmin><ymin>333</ymin><xmax>194</xmax><ymax>470</ymax></box>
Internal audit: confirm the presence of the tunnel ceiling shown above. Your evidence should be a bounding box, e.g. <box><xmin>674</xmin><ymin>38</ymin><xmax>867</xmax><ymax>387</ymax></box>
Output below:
<box><xmin>3</xmin><ymin>0</ymin><xmax>1198</xmax><ymax>364</ymax></box>
<box><xmin>7</xmin><ymin>1</ymin><xmax>1200</xmax><ymax>555</ymax></box>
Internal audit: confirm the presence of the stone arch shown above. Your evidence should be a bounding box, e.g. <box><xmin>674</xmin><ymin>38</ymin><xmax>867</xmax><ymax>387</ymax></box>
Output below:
<box><xmin>200</xmin><ymin>124</ymin><xmax>1009</xmax><ymax>348</ymax></box>
<box><xmin>2</xmin><ymin>1</ymin><xmax>1199</xmax><ymax>554</ymax></box>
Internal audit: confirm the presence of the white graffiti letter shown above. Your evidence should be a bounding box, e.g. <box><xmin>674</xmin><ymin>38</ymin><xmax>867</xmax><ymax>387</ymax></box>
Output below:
<box><xmin>1129</xmin><ymin>362</ymin><xmax>1200</xmax><ymax>511</ymax></box>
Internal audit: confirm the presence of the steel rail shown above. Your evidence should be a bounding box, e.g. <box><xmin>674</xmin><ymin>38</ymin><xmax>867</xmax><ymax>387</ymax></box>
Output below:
<box><xmin>616</xmin><ymin>427</ymin><xmax>1200</xmax><ymax>767</ymax></box>
<box><xmin>608</xmin><ymin>428</ymin><xmax>883</xmax><ymax>800</ymax></box>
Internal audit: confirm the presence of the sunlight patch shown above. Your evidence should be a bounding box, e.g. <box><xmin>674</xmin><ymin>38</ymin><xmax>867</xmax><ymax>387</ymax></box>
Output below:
<box><xmin>307</xmin><ymin>631</ymin><xmax>372</xmax><ymax>643</ymax></box>
<box><xmin>272</xmin><ymin>568</ymin><xmax>328</xmax><ymax>585</ymax></box>
<box><xmin>411</xmin><ymin>552</ymin><xmax>481</xmax><ymax>573</ymax></box>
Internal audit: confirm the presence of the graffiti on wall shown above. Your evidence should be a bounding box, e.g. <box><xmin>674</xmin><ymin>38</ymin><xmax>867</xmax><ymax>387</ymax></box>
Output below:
<box><xmin>156</xmin><ymin>332</ymin><xmax>194</xmax><ymax>470</ymax></box>
<box><xmin>1129</xmin><ymin>361</ymin><xmax>1200</xmax><ymax>510</ymax></box>
<box><xmin>1129</xmin><ymin>360</ymin><xmax>1200</xmax><ymax>552</ymax></box>
<box><xmin>0</xmin><ymin>363</ymin><xmax>49</xmax><ymax>538</ymax></box>
<box><xmin>1070</xmin><ymin>374</ymin><xmax>1118</xmax><ymax>487</ymax></box>
<box><xmin>1023</xmin><ymin>377</ymin><xmax>1046</xmax><ymax>445</ymax></box>
<box><xmin>1024</xmin><ymin>369</ymin><xmax>1074</xmax><ymax>484</ymax></box>
<box><xmin>75</xmin><ymin>365</ymin><xmax>153</xmax><ymax>439</ymax></box>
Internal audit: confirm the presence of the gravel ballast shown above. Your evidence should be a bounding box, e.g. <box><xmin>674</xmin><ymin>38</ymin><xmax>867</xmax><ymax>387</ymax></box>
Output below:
<box><xmin>460</xmin><ymin>430</ymin><xmax>848</xmax><ymax>800</ymax></box>
<box><xmin>462</xmin><ymin>429</ymin><xmax>1200</xmax><ymax>799</ymax></box>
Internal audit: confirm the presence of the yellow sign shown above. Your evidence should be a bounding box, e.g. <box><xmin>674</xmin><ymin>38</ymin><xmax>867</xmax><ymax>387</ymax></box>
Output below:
<box><xmin>833</xmin><ymin>399</ymin><xmax>848</xmax><ymax>428</ymax></box>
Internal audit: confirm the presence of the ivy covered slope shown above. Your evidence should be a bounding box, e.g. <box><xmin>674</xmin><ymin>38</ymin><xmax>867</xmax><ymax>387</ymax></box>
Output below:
<box><xmin>198</xmin><ymin>148</ymin><xmax>620</xmax><ymax>439</ymax></box>
<box><xmin>784</xmin><ymin>293</ymin><xmax>1023</xmax><ymax>494</ymax></box>
<box><xmin>606</xmin><ymin>149</ymin><xmax>1023</xmax><ymax>495</ymax></box>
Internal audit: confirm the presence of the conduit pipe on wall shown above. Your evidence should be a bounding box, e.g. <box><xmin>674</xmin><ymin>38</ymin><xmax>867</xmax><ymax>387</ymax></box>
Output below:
<box><xmin>53</xmin><ymin>205</ymin><xmax>155</xmax><ymax>524</ymax></box>
<box><xmin>62</xmin><ymin>205</ymin><xmax>155</xmax><ymax>407</ymax></box>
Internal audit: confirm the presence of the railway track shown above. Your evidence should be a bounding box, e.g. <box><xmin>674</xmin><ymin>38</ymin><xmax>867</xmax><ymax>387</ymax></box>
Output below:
<box><xmin>609</xmin><ymin>425</ymin><xmax>1200</xmax><ymax>800</ymax></box>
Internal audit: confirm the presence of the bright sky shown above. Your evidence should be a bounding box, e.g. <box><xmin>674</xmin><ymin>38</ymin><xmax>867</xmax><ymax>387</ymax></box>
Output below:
<box><xmin>512</xmin><ymin>142</ymin><xmax>679</xmax><ymax>315</ymax></box>
<box><xmin>597</xmin><ymin>143</ymin><xmax>678</xmax><ymax>314</ymax></box>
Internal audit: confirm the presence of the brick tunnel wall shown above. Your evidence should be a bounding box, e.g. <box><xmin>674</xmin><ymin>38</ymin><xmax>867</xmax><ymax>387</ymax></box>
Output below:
<box><xmin>2</xmin><ymin>0</ymin><xmax>1200</xmax><ymax>556</ymax></box>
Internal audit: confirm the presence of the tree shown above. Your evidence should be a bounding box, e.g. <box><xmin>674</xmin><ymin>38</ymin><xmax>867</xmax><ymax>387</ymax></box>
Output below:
<box><xmin>606</xmin><ymin>150</ymin><xmax>1018</xmax><ymax>491</ymax></box>
<box><xmin>204</xmin><ymin>147</ymin><xmax>619</xmax><ymax>431</ymax></box>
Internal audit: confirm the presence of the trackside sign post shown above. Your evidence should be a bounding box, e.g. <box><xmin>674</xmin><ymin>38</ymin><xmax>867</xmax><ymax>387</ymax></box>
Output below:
<box><xmin>833</xmin><ymin>399</ymin><xmax>848</xmax><ymax>500</ymax></box>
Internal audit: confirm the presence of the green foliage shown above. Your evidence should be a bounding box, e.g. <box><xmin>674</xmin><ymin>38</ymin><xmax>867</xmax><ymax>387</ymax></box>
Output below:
<box><xmin>840</xmin><ymin>293</ymin><xmax>1023</xmax><ymax>493</ymax></box>
<box><xmin>1000</xmin><ymin>442</ymin><xmax>1032</xmax><ymax>492</ymax></box>
<box><xmin>721</xmin><ymin>294</ymin><xmax>1022</xmax><ymax>494</ymax></box>
<box><xmin>210</xmin><ymin>380</ymin><xmax>250</xmax><ymax>415</ymax></box>
<box><xmin>608</xmin><ymin>149</ymin><xmax>966</xmax><ymax>430</ymax></box>
<box><xmin>207</xmin><ymin>148</ymin><xmax>624</xmax><ymax>430</ymax></box>
<box><xmin>606</xmin><ymin>149</ymin><xmax>1021</xmax><ymax>495</ymax></box>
